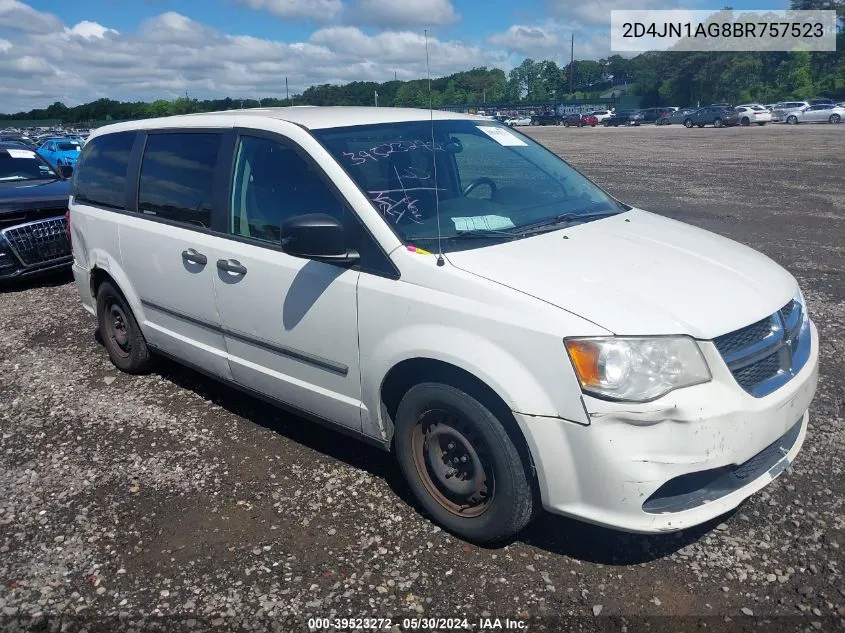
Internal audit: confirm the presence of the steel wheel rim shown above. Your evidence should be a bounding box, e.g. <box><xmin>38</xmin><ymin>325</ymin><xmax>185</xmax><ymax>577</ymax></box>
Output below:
<box><xmin>106</xmin><ymin>302</ymin><xmax>131</xmax><ymax>358</ymax></box>
<box><xmin>410</xmin><ymin>407</ymin><xmax>494</xmax><ymax>518</ymax></box>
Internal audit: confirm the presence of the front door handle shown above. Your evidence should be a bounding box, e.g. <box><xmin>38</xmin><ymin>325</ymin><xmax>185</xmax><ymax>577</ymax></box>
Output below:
<box><xmin>217</xmin><ymin>258</ymin><xmax>247</xmax><ymax>275</ymax></box>
<box><xmin>181</xmin><ymin>248</ymin><xmax>207</xmax><ymax>265</ymax></box>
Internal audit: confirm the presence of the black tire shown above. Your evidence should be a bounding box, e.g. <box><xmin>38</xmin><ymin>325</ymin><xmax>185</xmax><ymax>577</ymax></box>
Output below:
<box><xmin>713</xmin><ymin>118</ymin><xmax>723</xmax><ymax>128</ymax></box>
<box><xmin>394</xmin><ymin>382</ymin><xmax>534</xmax><ymax>544</ymax></box>
<box><xmin>787</xmin><ymin>115</ymin><xmax>798</xmax><ymax>125</ymax></box>
<box><xmin>757</xmin><ymin>122</ymin><xmax>766</xmax><ymax>126</ymax></box>
<box><xmin>684</xmin><ymin>119</ymin><xmax>693</xmax><ymax>128</ymax></box>
<box><xmin>697</xmin><ymin>124</ymin><xmax>705</xmax><ymax>128</ymax></box>
<box><xmin>563</xmin><ymin>120</ymin><xmax>569</xmax><ymax>127</ymax></box>
<box><xmin>741</xmin><ymin>117</ymin><xmax>750</xmax><ymax>126</ymax></box>
<box><xmin>96</xmin><ymin>281</ymin><xmax>155</xmax><ymax>374</ymax></box>
<box><xmin>830</xmin><ymin>114</ymin><xmax>841</xmax><ymax>124</ymax></box>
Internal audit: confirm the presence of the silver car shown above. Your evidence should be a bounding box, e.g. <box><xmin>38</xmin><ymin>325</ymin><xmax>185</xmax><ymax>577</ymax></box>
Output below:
<box><xmin>772</xmin><ymin>101</ymin><xmax>810</xmax><ymax>122</ymax></box>
<box><xmin>782</xmin><ymin>104</ymin><xmax>844</xmax><ymax>125</ymax></box>
<box><xmin>655</xmin><ymin>107</ymin><xmax>697</xmax><ymax>125</ymax></box>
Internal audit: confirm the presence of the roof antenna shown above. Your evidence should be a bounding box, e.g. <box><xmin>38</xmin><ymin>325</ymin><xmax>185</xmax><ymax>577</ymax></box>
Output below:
<box><xmin>425</xmin><ymin>28</ymin><xmax>445</xmax><ymax>267</ymax></box>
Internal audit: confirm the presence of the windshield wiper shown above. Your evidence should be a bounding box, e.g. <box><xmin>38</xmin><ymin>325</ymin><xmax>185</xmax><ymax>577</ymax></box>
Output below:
<box><xmin>517</xmin><ymin>210</ymin><xmax>621</xmax><ymax>236</ymax></box>
<box><xmin>410</xmin><ymin>228</ymin><xmax>521</xmax><ymax>241</ymax></box>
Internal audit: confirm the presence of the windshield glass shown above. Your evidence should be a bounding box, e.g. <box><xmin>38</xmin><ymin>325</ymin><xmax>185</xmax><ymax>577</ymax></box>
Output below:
<box><xmin>0</xmin><ymin>148</ymin><xmax>56</xmax><ymax>181</ymax></box>
<box><xmin>57</xmin><ymin>142</ymin><xmax>81</xmax><ymax>152</ymax></box>
<box><xmin>314</xmin><ymin>120</ymin><xmax>623</xmax><ymax>247</ymax></box>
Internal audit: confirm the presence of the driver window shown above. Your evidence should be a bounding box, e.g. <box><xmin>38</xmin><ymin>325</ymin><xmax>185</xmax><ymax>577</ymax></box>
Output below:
<box><xmin>230</xmin><ymin>136</ymin><xmax>345</xmax><ymax>244</ymax></box>
<box><xmin>450</xmin><ymin>131</ymin><xmax>567</xmax><ymax>201</ymax></box>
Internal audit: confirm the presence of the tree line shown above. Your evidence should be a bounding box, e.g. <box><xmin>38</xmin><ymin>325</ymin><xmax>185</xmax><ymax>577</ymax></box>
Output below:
<box><xmin>2</xmin><ymin>26</ymin><xmax>842</xmax><ymax>122</ymax></box>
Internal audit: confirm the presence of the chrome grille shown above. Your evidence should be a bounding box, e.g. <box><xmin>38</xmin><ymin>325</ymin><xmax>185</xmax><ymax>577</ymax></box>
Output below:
<box><xmin>1</xmin><ymin>217</ymin><xmax>70</xmax><ymax>267</ymax></box>
<box><xmin>714</xmin><ymin>299</ymin><xmax>810</xmax><ymax>398</ymax></box>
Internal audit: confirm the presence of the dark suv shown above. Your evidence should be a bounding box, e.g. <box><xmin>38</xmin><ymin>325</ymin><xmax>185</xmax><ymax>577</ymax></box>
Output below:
<box><xmin>0</xmin><ymin>142</ymin><xmax>73</xmax><ymax>281</ymax></box>
<box><xmin>602</xmin><ymin>110</ymin><xmax>643</xmax><ymax>127</ymax></box>
<box><xmin>683</xmin><ymin>106</ymin><xmax>740</xmax><ymax>128</ymax></box>
<box><xmin>531</xmin><ymin>112</ymin><xmax>562</xmax><ymax>126</ymax></box>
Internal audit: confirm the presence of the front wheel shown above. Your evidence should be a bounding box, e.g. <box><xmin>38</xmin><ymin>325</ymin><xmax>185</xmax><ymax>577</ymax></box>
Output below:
<box><xmin>830</xmin><ymin>114</ymin><xmax>841</xmax><ymax>124</ymax></box>
<box><xmin>741</xmin><ymin>117</ymin><xmax>750</xmax><ymax>126</ymax></box>
<box><xmin>563</xmin><ymin>120</ymin><xmax>570</xmax><ymax>127</ymax></box>
<box><xmin>394</xmin><ymin>382</ymin><xmax>535</xmax><ymax>544</ymax></box>
<box><xmin>96</xmin><ymin>281</ymin><xmax>155</xmax><ymax>374</ymax></box>
<box><xmin>713</xmin><ymin>118</ymin><xmax>723</xmax><ymax>128</ymax></box>
<box><xmin>787</xmin><ymin>115</ymin><xmax>798</xmax><ymax>124</ymax></box>
<box><xmin>684</xmin><ymin>119</ymin><xmax>693</xmax><ymax>128</ymax></box>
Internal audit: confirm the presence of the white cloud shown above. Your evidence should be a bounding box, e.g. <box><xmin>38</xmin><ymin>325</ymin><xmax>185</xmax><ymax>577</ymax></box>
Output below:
<box><xmin>0</xmin><ymin>0</ymin><xmax>63</xmax><ymax>34</ymax></box>
<box><xmin>489</xmin><ymin>25</ymin><xmax>561</xmax><ymax>57</ymax></box>
<box><xmin>0</xmin><ymin>3</ymin><xmax>503</xmax><ymax>113</ymax></box>
<box><xmin>65</xmin><ymin>21</ymin><xmax>119</xmax><ymax>39</ymax></box>
<box><xmin>233</xmin><ymin>0</ymin><xmax>343</xmax><ymax>21</ymax></box>
<box><xmin>548</xmin><ymin>0</ymin><xmax>687</xmax><ymax>26</ymax></box>
<box><xmin>349</xmin><ymin>0</ymin><xmax>458</xmax><ymax>27</ymax></box>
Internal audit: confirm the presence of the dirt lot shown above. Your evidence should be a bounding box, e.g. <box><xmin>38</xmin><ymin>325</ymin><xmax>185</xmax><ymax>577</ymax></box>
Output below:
<box><xmin>1</xmin><ymin>124</ymin><xmax>843</xmax><ymax>633</ymax></box>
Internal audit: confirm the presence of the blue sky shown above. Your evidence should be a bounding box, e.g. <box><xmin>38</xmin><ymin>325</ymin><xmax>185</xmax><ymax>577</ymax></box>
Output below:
<box><xmin>2</xmin><ymin>0</ymin><xmax>792</xmax><ymax>112</ymax></box>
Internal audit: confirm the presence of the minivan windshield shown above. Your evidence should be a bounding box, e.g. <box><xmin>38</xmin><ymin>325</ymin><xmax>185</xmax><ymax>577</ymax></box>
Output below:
<box><xmin>314</xmin><ymin>120</ymin><xmax>624</xmax><ymax>248</ymax></box>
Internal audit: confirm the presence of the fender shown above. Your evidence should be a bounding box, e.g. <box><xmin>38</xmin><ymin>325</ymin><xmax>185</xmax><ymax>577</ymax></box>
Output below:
<box><xmin>85</xmin><ymin>248</ymin><xmax>145</xmax><ymax>325</ymax></box>
<box><xmin>361</xmin><ymin>323</ymin><xmax>590</xmax><ymax>442</ymax></box>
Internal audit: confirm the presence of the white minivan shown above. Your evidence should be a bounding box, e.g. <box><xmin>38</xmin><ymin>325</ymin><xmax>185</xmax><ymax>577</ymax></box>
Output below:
<box><xmin>69</xmin><ymin>107</ymin><xmax>818</xmax><ymax>543</ymax></box>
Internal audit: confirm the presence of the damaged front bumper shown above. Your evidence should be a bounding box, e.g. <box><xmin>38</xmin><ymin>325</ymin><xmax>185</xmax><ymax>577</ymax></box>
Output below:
<box><xmin>513</xmin><ymin>320</ymin><xmax>819</xmax><ymax>533</ymax></box>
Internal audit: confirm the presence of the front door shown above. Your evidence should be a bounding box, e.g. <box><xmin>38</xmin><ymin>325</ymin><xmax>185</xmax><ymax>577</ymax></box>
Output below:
<box><xmin>211</xmin><ymin>133</ymin><xmax>363</xmax><ymax>429</ymax></box>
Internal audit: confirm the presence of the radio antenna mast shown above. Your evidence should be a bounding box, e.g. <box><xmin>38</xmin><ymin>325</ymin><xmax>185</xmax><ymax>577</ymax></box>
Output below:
<box><xmin>425</xmin><ymin>29</ymin><xmax>445</xmax><ymax>267</ymax></box>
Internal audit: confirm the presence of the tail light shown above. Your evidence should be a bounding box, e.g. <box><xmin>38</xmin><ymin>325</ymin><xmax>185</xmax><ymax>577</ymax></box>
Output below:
<box><xmin>65</xmin><ymin>209</ymin><xmax>71</xmax><ymax>247</ymax></box>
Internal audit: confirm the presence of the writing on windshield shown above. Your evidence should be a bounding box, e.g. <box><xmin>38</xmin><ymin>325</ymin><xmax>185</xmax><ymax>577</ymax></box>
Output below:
<box><xmin>341</xmin><ymin>140</ymin><xmax>444</xmax><ymax>166</ymax></box>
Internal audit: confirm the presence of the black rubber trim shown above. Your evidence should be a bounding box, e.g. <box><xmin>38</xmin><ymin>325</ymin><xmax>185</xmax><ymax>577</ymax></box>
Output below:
<box><xmin>140</xmin><ymin>298</ymin><xmax>349</xmax><ymax>376</ymax></box>
<box><xmin>642</xmin><ymin>417</ymin><xmax>803</xmax><ymax>514</ymax></box>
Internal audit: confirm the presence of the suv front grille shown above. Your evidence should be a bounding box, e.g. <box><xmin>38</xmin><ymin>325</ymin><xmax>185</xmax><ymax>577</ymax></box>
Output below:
<box><xmin>713</xmin><ymin>300</ymin><xmax>810</xmax><ymax>398</ymax></box>
<box><xmin>1</xmin><ymin>217</ymin><xmax>71</xmax><ymax>267</ymax></box>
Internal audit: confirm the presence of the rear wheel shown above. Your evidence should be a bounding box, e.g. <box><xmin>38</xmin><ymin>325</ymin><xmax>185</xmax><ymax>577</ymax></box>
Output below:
<box><xmin>741</xmin><ymin>117</ymin><xmax>750</xmax><ymax>126</ymax></box>
<box><xmin>713</xmin><ymin>118</ymin><xmax>723</xmax><ymax>128</ymax></box>
<box><xmin>96</xmin><ymin>281</ymin><xmax>155</xmax><ymax>374</ymax></box>
<box><xmin>830</xmin><ymin>114</ymin><xmax>841</xmax><ymax>124</ymax></box>
<box><xmin>787</xmin><ymin>115</ymin><xmax>798</xmax><ymax>124</ymax></box>
<box><xmin>394</xmin><ymin>382</ymin><xmax>534</xmax><ymax>544</ymax></box>
<box><xmin>757</xmin><ymin>122</ymin><xmax>766</xmax><ymax>126</ymax></box>
<box><xmin>563</xmin><ymin>120</ymin><xmax>570</xmax><ymax>127</ymax></box>
<box><xmin>684</xmin><ymin>119</ymin><xmax>693</xmax><ymax>128</ymax></box>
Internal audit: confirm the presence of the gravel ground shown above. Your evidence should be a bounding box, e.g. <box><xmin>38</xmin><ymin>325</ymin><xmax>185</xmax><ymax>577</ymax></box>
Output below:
<box><xmin>1</xmin><ymin>123</ymin><xmax>843</xmax><ymax>633</ymax></box>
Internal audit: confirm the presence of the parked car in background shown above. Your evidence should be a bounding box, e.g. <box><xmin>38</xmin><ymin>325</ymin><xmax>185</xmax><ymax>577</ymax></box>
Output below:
<box><xmin>580</xmin><ymin>113</ymin><xmax>598</xmax><ymax>127</ymax></box>
<box><xmin>735</xmin><ymin>105</ymin><xmax>772</xmax><ymax>126</ymax></box>
<box><xmin>603</xmin><ymin>110</ymin><xmax>642</xmax><ymax>126</ymax></box>
<box><xmin>0</xmin><ymin>143</ymin><xmax>73</xmax><ymax>281</ymax></box>
<box><xmin>782</xmin><ymin>104</ymin><xmax>844</xmax><ymax>125</ymax></box>
<box><xmin>36</xmin><ymin>138</ymin><xmax>82</xmax><ymax>168</ymax></box>
<box><xmin>505</xmin><ymin>116</ymin><xmax>532</xmax><ymax>127</ymax></box>
<box><xmin>639</xmin><ymin>108</ymin><xmax>674</xmax><ymax>124</ymax></box>
<box><xmin>531</xmin><ymin>112</ymin><xmax>562</xmax><ymax>126</ymax></box>
<box><xmin>69</xmin><ymin>107</ymin><xmax>818</xmax><ymax>543</ymax></box>
<box><xmin>590</xmin><ymin>110</ymin><xmax>613</xmax><ymax>123</ymax></box>
<box><xmin>562</xmin><ymin>113</ymin><xmax>597</xmax><ymax>127</ymax></box>
<box><xmin>683</xmin><ymin>106</ymin><xmax>740</xmax><ymax>128</ymax></box>
<box><xmin>656</xmin><ymin>108</ymin><xmax>697</xmax><ymax>125</ymax></box>
<box><xmin>772</xmin><ymin>102</ymin><xmax>809</xmax><ymax>122</ymax></box>
<box><xmin>807</xmin><ymin>98</ymin><xmax>835</xmax><ymax>106</ymax></box>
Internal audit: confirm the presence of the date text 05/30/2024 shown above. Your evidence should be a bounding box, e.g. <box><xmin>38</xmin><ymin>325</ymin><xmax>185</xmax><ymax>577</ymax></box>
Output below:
<box><xmin>307</xmin><ymin>617</ymin><xmax>528</xmax><ymax>630</ymax></box>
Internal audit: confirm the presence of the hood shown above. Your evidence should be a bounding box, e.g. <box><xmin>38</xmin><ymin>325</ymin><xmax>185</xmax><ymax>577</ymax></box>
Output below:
<box><xmin>445</xmin><ymin>209</ymin><xmax>796</xmax><ymax>339</ymax></box>
<box><xmin>0</xmin><ymin>178</ymin><xmax>70</xmax><ymax>215</ymax></box>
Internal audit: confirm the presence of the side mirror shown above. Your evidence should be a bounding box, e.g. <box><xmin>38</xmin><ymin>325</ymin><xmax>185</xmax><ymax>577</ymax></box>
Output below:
<box><xmin>281</xmin><ymin>213</ymin><xmax>359</xmax><ymax>263</ymax></box>
<box><xmin>58</xmin><ymin>165</ymin><xmax>73</xmax><ymax>179</ymax></box>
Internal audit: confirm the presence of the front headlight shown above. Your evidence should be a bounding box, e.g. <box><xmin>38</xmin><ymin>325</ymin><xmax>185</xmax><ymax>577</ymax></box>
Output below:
<box><xmin>565</xmin><ymin>336</ymin><xmax>711</xmax><ymax>402</ymax></box>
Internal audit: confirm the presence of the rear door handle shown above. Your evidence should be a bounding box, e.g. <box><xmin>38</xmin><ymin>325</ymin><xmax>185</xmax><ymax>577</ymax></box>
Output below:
<box><xmin>217</xmin><ymin>258</ymin><xmax>247</xmax><ymax>275</ymax></box>
<box><xmin>181</xmin><ymin>248</ymin><xmax>207</xmax><ymax>265</ymax></box>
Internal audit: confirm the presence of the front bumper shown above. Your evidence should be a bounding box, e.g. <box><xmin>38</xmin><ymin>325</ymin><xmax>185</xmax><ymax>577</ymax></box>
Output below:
<box><xmin>514</xmin><ymin>320</ymin><xmax>819</xmax><ymax>533</ymax></box>
<box><xmin>0</xmin><ymin>216</ymin><xmax>72</xmax><ymax>281</ymax></box>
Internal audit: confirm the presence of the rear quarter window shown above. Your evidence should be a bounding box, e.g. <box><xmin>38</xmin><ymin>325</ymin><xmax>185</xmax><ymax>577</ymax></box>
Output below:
<box><xmin>72</xmin><ymin>131</ymin><xmax>136</xmax><ymax>210</ymax></box>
